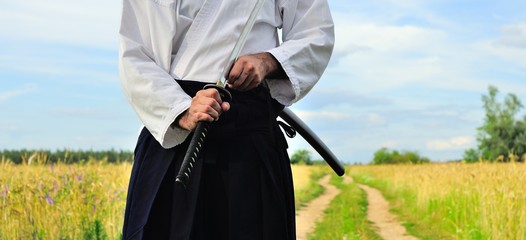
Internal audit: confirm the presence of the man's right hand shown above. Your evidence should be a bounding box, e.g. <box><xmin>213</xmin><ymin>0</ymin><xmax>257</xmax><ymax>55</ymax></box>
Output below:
<box><xmin>177</xmin><ymin>88</ymin><xmax>230</xmax><ymax>131</ymax></box>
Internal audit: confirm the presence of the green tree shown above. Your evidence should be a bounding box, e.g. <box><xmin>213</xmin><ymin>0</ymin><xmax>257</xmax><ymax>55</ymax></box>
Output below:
<box><xmin>372</xmin><ymin>148</ymin><xmax>430</xmax><ymax>164</ymax></box>
<box><xmin>463</xmin><ymin>148</ymin><xmax>479</xmax><ymax>163</ymax></box>
<box><xmin>290</xmin><ymin>149</ymin><xmax>313</xmax><ymax>165</ymax></box>
<box><xmin>467</xmin><ymin>85</ymin><xmax>526</xmax><ymax>161</ymax></box>
<box><xmin>372</xmin><ymin>147</ymin><xmax>391</xmax><ymax>164</ymax></box>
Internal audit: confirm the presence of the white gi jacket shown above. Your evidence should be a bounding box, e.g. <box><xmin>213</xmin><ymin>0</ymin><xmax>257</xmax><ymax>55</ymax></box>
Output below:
<box><xmin>119</xmin><ymin>0</ymin><xmax>335</xmax><ymax>148</ymax></box>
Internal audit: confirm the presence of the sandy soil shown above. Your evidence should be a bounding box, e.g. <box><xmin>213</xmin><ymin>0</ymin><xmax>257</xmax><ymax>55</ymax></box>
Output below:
<box><xmin>357</xmin><ymin>182</ymin><xmax>419</xmax><ymax>240</ymax></box>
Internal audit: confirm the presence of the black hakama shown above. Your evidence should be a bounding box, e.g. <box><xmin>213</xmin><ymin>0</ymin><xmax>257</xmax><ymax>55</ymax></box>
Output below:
<box><xmin>122</xmin><ymin>81</ymin><xmax>296</xmax><ymax>240</ymax></box>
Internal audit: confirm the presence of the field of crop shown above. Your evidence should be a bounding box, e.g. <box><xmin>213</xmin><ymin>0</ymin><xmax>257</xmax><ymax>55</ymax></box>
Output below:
<box><xmin>350</xmin><ymin>162</ymin><xmax>526</xmax><ymax>240</ymax></box>
<box><xmin>0</xmin><ymin>160</ymin><xmax>131</xmax><ymax>239</ymax></box>
<box><xmin>3</xmin><ymin>157</ymin><xmax>525</xmax><ymax>240</ymax></box>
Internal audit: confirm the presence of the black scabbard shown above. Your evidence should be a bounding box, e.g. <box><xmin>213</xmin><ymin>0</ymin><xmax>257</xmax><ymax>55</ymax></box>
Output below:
<box><xmin>279</xmin><ymin>107</ymin><xmax>345</xmax><ymax>176</ymax></box>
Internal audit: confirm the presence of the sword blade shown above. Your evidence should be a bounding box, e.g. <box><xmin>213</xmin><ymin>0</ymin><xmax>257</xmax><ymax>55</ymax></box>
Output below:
<box><xmin>217</xmin><ymin>0</ymin><xmax>265</xmax><ymax>86</ymax></box>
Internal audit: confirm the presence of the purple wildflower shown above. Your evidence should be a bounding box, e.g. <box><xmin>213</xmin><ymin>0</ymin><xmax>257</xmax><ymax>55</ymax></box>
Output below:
<box><xmin>116</xmin><ymin>190</ymin><xmax>122</xmax><ymax>201</ymax></box>
<box><xmin>53</xmin><ymin>181</ymin><xmax>59</xmax><ymax>194</ymax></box>
<box><xmin>76</xmin><ymin>174</ymin><xmax>83</xmax><ymax>182</ymax></box>
<box><xmin>45</xmin><ymin>195</ymin><xmax>55</xmax><ymax>205</ymax></box>
<box><xmin>0</xmin><ymin>184</ymin><xmax>8</xmax><ymax>198</ymax></box>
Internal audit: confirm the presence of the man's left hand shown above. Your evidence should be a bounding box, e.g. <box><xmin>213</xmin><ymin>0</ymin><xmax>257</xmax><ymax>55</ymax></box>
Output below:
<box><xmin>227</xmin><ymin>52</ymin><xmax>283</xmax><ymax>91</ymax></box>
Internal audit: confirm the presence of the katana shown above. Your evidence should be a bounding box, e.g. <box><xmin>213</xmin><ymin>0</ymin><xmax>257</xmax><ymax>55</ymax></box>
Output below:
<box><xmin>279</xmin><ymin>108</ymin><xmax>345</xmax><ymax>176</ymax></box>
<box><xmin>175</xmin><ymin>0</ymin><xmax>266</xmax><ymax>188</ymax></box>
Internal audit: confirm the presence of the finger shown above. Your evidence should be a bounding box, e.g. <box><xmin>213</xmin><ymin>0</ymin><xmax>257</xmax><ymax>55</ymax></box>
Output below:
<box><xmin>195</xmin><ymin>111</ymin><xmax>215</xmax><ymax>122</ymax></box>
<box><xmin>202</xmin><ymin>98</ymin><xmax>222</xmax><ymax>116</ymax></box>
<box><xmin>191</xmin><ymin>96</ymin><xmax>222</xmax><ymax>121</ymax></box>
<box><xmin>231</xmin><ymin>70</ymin><xmax>248</xmax><ymax>89</ymax></box>
<box><xmin>196</xmin><ymin>90</ymin><xmax>226</xmax><ymax>116</ymax></box>
<box><xmin>237</xmin><ymin>73</ymin><xmax>251</xmax><ymax>90</ymax></box>
<box><xmin>193</xmin><ymin>104</ymin><xmax>219</xmax><ymax>122</ymax></box>
<box><xmin>227</xmin><ymin>60</ymin><xmax>245</xmax><ymax>85</ymax></box>
<box><xmin>197</xmin><ymin>89</ymin><xmax>223</xmax><ymax>103</ymax></box>
<box><xmin>221</xmin><ymin>102</ymin><xmax>230</xmax><ymax>112</ymax></box>
<box><xmin>238</xmin><ymin>74</ymin><xmax>255</xmax><ymax>91</ymax></box>
<box><xmin>234</xmin><ymin>64</ymin><xmax>257</xmax><ymax>90</ymax></box>
<box><xmin>247</xmin><ymin>78</ymin><xmax>261</xmax><ymax>91</ymax></box>
<box><xmin>240</xmin><ymin>67</ymin><xmax>263</xmax><ymax>91</ymax></box>
<box><xmin>209</xmin><ymin>89</ymin><xmax>224</xmax><ymax>104</ymax></box>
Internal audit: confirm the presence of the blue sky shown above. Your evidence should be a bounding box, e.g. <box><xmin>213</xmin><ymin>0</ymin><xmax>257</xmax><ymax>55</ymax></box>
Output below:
<box><xmin>1</xmin><ymin>0</ymin><xmax>525</xmax><ymax>164</ymax></box>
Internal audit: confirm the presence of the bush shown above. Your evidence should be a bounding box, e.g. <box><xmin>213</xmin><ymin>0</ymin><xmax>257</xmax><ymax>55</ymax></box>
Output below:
<box><xmin>371</xmin><ymin>147</ymin><xmax>430</xmax><ymax>164</ymax></box>
<box><xmin>290</xmin><ymin>149</ymin><xmax>313</xmax><ymax>165</ymax></box>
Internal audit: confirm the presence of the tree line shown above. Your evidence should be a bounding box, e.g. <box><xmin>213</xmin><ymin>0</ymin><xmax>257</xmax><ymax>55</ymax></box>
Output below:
<box><xmin>371</xmin><ymin>148</ymin><xmax>430</xmax><ymax>164</ymax></box>
<box><xmin>0</xmin><ymin>149</ymin><xmax>134</xmax><ymax>164</ymax></box>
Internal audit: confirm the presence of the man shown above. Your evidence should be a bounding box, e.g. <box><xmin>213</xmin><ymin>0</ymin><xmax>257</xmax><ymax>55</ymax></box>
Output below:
<box><xmin>118</xmin><ymin>0</ymin><xmax>334</xmax><ymax>239</ymax></box>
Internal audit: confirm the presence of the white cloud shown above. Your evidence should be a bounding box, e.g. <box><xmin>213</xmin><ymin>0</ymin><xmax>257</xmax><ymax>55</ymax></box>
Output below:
<box><xmin>329</xmin><ymin>16</ymin><xmax>474</xmax><ymax>93</ymax></box>
<box><xmin>496</xmin><ymin>24</ymin><xmax>526</xmax><ymax>49</ymax></box>
<box><xmin>285</xmin><ymin>109</ymin><xmax>387</xmax><ymax>129</ymax></box>
<box><xmin>0</xmin><ymin>85</ymin><xmax>37</xmax><ymax>102</ymax></box>
<box><xmin>477</xmin><ymin>23</ymin><xmax>526</xmax><ymax>68</ymax></box>
<box><xmin>367</xmin><ymin>113</ymin><xmax>387</xmax><ymax>126</ymax></box>
<box><xmin>0</xmin><ymin>1</ymin><xmax>120</xmax><ymax>49</ymax></box>
<box><xmin>292</xmin><ymin>110</ymin><xmax>351</xmax><ymax>122</ymax></box>
<box><xmin>381</xmin><ymin>140</ymin><xmax>399</xmax><ymax>149</ymax></box>
<box><xmin>339</xmin><ymin>23</ymin><xmax>447</xmax><ymax>53</ymax></box>
<box><xmin>426</xmin><ymin>136</ymin><xmax>474</xmax><ymax>150</ymax></box>
<box><xmin>327</xmin><ymin>13</ymin><xmax>526</xmax><ymax>99</ymax></box>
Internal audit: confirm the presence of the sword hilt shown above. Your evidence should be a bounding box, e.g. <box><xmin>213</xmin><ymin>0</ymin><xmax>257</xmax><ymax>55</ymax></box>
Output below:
<box><xmin>175</xmin><ymin>84</ymin><xmax>232</xmax><ymax>188</ymax></box>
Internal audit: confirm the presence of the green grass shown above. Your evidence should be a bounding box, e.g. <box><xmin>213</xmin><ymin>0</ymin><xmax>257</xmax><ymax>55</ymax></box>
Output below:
<box><xmin>352</xmin><ymin>172</ymin><xmax>454</xmax><ymax>240</ymax></box>
<box><xmin>308</xmin><ymin>173</ymin><xmax>382</xmax><ymax>240</ymax></box>
<box><xmin>294</xmin><ymin>167</ymin><xmax>328</xmax><ymax>210</ymax></box>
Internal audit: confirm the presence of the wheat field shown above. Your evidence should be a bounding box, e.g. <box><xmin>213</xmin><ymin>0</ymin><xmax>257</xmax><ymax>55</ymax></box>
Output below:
<box><xmin>0</xmin><ymin>160</ymin><xmax>318</xmax><ymax>239</ymax></box>
<box><xmin>350</xmin><ymin>162</ymin><xmax>526</xmax><ymax>239</ymax></box>
<box><xmin>3</xmin><ymin>159</ymin><xmax>524</xmax><ymax>239</ymax></box>
<box><xmin>0</xmin><ymin>161</ymin><xmax>131</xmax><ymax>239</ymax></box>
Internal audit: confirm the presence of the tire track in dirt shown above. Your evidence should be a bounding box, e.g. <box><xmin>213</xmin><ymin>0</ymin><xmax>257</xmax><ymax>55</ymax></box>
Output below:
<box><xmin>295</xmin><ymin>175</ymin><xmax>340</xmax><ymax>240</ymax></box>
<box><xmin>351</xmin><ymin>176</ymin><xmax>418</xmax><ymax>240</ymax></box>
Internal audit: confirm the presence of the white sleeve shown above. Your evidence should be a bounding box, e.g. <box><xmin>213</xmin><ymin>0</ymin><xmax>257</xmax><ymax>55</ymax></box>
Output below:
<box><xmin>266</xmin><ymin>0</ymin><xmax>335</xmax><ymax>106</ymax></box>
<box><xmin>119</xmin><ymin>0</ymin><xmax>191</xmax><ymax>148</ymax></box>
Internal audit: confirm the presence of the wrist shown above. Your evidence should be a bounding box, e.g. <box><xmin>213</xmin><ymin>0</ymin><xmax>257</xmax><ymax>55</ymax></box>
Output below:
<box><xmin>262</xmin><ymin>52</ymin><xmax>286</xmax><ymax>79</ymax></box>
<box><xmin>173</xmin><ymin>110</ymin><xmax>189</xmax><ymax>131</ymax></box>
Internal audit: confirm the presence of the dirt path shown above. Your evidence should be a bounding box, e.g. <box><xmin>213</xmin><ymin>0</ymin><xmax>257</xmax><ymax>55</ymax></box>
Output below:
<box><xmin>295</xmin><ymin>175</ymin><xmax>340</xmax><ymax>240</ymax></box>
<box><xmin>295</xmin><ymin>175</ymin><xmax>417</xmax><ymax>240</ymax></box>
<box><xmin>355</xmin><ymin>178</ymin><xmax>418</xmax><ymax>240</ymax></box>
